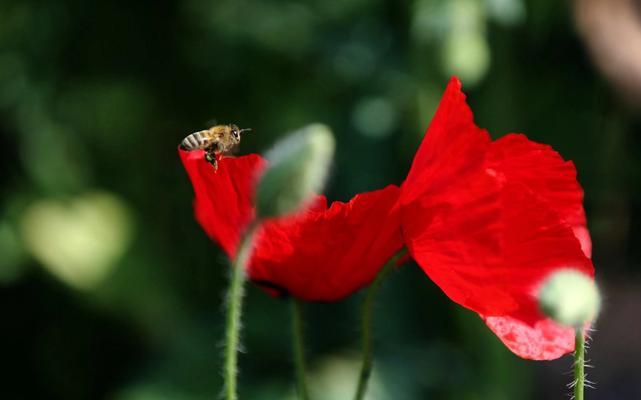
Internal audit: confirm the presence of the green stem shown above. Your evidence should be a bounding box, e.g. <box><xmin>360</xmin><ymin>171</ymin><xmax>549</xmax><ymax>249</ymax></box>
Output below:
<box><xmin>574</xmin><ymin>328</ymin><xmax>585</xmax><ymax>400</ymax></box>
<box><xmin>291</xmin><ymin>299</ymin><xmax>310</xmax><ymax>400</ymax></box>
<box><xmin>224</xmin><ymin>223</ymin><xmax>258</xmax><ymax>400</ymax></box>
<box><xmin>353</xmin><ymin>248</ymin><xmax>407</xmax><ymax>400</ymax></box>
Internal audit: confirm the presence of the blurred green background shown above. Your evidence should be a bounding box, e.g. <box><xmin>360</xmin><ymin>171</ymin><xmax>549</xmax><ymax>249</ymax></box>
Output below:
<box><xmin>1</xmin><ymin>0</ymin><xmax>640</xmax><ymax>398</ymax></box>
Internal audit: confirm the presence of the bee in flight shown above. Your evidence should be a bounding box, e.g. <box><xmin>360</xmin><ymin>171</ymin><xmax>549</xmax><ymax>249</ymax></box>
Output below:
<box><xmin>180</xmin><ymin>124</ymin><xmax>252</xmax><ymax>169</ymax></box>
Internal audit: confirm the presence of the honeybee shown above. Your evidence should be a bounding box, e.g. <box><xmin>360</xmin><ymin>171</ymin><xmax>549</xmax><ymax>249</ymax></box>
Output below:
<box><xmin>180</xmin><ymin>124</ymin><xmax>252</xmax><ymax>169</ymax></box>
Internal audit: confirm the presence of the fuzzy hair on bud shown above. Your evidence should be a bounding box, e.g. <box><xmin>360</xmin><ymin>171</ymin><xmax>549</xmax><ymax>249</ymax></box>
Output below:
<box><xmin>538</xmin><ymin>269</ymin><xmax>601</xmax><ymax>328</ymax></box>
<box><xmin>256</xmin><ymin>124</ymin><xmax>335</xmax><ymax>219</ymax></box>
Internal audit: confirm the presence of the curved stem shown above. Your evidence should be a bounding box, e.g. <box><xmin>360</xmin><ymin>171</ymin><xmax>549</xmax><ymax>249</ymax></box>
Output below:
<box><xmin>574</xmin><ymin>328</ymin><xmax>585</xmax><ymax>400</ymax></box>
<box><xmin>291</xmin><ymin>299</ymin><xmax>310</xmax><ymax>400</ymax></box>
<box><xmin>353</xmin><ymin>248</ymin><xmax>407</xmax><ymax>400</ymax></box>
<box><xmin>224</xmin><ymin>223</ymin><xmax>258</xmax><ymax>400</ymax></box>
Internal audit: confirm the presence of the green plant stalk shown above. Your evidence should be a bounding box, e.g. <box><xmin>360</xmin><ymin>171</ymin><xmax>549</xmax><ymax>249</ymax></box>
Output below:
<box><xmin>291</xmin><ymin>299</ymin><xmax>310</xmax><ymax>400</ymax></box>
<box><xmin>354</xmin><ymin>248</ymin><xmax>407</xmax><ymax>400</ymax></box>
<box><xmin>224</xmin><ymin>223</ymin><xmax>258</xmax><ymax>400</ymax></box>
<box><xmin>574</xmin><ymin>328</ymin><xmax>585</xmax><ymax>400</ymax></box>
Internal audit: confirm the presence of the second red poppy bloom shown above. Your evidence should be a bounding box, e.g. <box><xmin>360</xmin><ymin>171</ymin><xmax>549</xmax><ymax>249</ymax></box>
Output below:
<box><xmin>400</xmin><ymin>77</ymin><xmax>595</xmax><ymax>360</ymax></box>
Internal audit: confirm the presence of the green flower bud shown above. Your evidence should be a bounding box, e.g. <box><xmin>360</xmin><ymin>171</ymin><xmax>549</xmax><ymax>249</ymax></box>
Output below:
<box><xmin>256</xmin><ymin>124</ymin><xmax>335</xmax><ymax>219</ymax></box>
<box><xmin>538</xmin><ymin>269</ymin><xmax>601</xmax><ymax>328</ymax></box>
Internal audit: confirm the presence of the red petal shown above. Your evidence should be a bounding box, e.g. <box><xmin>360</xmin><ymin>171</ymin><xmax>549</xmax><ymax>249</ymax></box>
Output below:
<box><xmin>249</xmin><ymin>185</ymin><xmax>404</xmax><ymax>301</ymax></box>
<box><xmin>401</xmin><ymin>78</ymin><xmax>594</xmax><ymax>359</ymax></box>
<box><xmin>405</xmin><ymin>181</ymin><xmax>592</xmax><ymax>316</ymax></box>
<box><xmin>482</xmin><ymin>315</ymin><xmax>575</xmax><ymax>360</ymax></box>
<box><xmin>489</xmin><ymin>134</ymin><xmax>591</xmax><ymax>257</ymax></box>
<box><xmin>179</xmin><ymin>148</ymin><xmax>265</xmax><ymax>257</ymax></box>
<box><xmin>402</xmin><ymin>77</ymin><xmax>491</xmax><ymax>206</ymax></box>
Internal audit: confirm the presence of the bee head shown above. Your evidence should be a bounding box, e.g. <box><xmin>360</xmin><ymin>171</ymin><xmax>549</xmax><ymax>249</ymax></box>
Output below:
<box><xmin>229</xmin><ymin>124</ymin><xmax>252</xmax><ymax>144</ymax></box>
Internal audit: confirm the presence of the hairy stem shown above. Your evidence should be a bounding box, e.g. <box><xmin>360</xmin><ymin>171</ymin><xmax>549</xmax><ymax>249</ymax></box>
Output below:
<box><xmin>291</xmin><ymin>299</ymin><xmax>310</xmax><ymax>400</ymax></box>
<box><xmin>354</xmin><ymin>248</ymin><xmax>407</xmax><ymax>400</ymax></box>
<box><xmin>574</xmin><ymin>328</ymin><xmax>585</xmax><ymax>400</ymax></box>
<box><xmin>224</xmin><ymin>223</ymin><xmax>258</xmax><ymax>400</ymax></box>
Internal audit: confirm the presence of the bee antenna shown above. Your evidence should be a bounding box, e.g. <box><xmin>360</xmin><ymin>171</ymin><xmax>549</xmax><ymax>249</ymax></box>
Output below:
<box><xmin>240</xmin><ymin>128</ymin><xmax>252</xmax><ymax>134</ymax></box>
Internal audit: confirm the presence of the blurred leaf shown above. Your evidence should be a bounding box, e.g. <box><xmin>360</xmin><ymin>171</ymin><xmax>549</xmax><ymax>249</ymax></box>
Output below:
<box><xmin>20</xmin><ymin>191</ymin><xmax>133</xmax><ymax>290</ymax></box>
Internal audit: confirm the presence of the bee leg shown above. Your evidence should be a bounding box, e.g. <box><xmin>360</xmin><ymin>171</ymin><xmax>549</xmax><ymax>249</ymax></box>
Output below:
<box><xmin>205</xmin><ymin>150</ymin><xmax>218</xmax><ymax>171</ymax></box>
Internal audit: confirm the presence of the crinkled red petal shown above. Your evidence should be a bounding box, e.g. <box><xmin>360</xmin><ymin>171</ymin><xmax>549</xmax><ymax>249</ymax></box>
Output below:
<box><xmin>250</xmin><ymin>185</ymin><xmax>404</xmax><ymax>301</ymax></box>
<box><xmin>489</xmin><ymin>134</ymin><xmax>591</xmax><ymax>257</ymax></box>
<box><xmin>401</xmin><ymin>77</ymin><xmax>594</xmax><ymax>359</ymax></box>
<box><xmin>481</xmin><ymin>314</ymin><xmax>576</xmax><ymax>360</ymax></box>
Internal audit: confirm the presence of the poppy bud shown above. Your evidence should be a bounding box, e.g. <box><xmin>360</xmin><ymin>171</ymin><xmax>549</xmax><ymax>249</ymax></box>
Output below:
<box><xmin>538</xmin><ymin>269</ymin><xmax>601</xmax><ymax>328</ymax></box>
<box><xmin>257</xmin><ymin>124</ymin><xmax>335</xmax><ymax>219</ymax></box>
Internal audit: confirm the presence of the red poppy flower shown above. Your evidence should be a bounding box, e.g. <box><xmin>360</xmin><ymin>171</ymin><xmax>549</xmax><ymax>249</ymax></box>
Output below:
<box><xmin>179</xmin><ymin>149</ymin><xmax>403</xmax><ymax>301</ymax></box>
<box><xmin>400</xmin><ymin>77</ymin><xmax>595</xmax><ymax>360</ymax></box>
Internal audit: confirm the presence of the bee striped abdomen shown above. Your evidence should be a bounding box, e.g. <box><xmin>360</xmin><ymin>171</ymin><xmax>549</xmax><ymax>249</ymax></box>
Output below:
<box><xmin>181</xmin><ymin>130</ymin><xmax>212</xmax><ymax>150</ymax></box>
